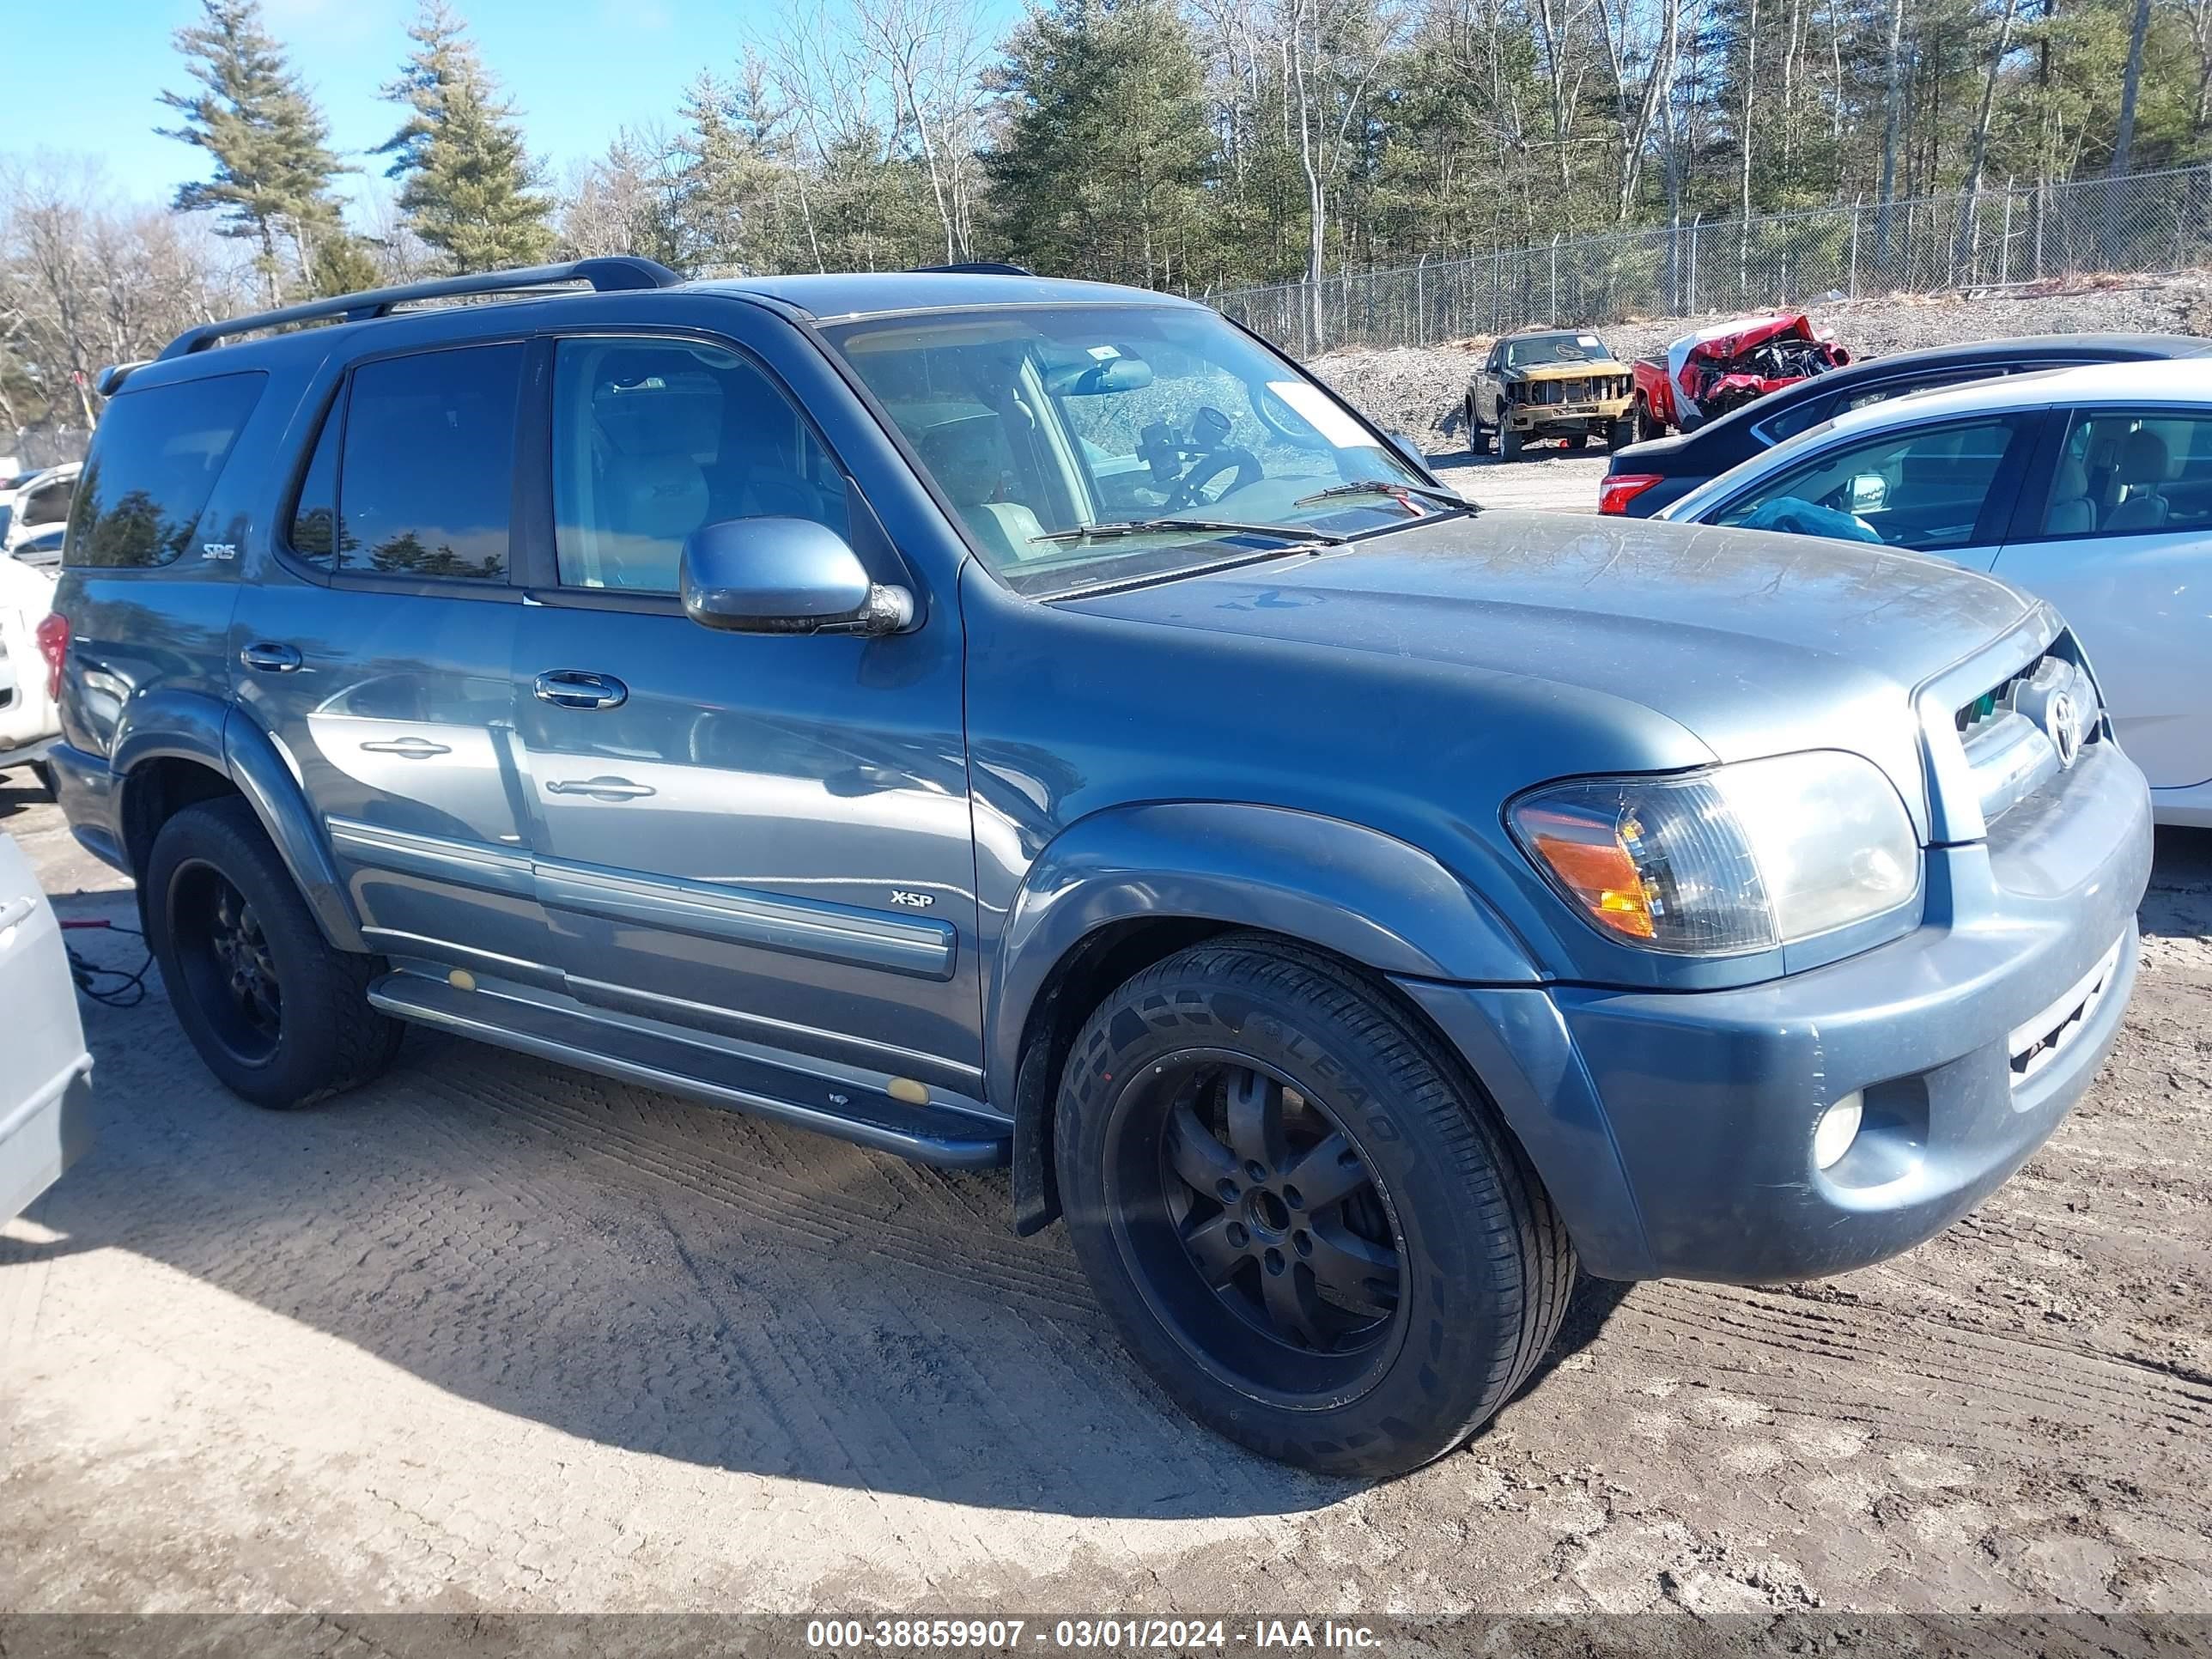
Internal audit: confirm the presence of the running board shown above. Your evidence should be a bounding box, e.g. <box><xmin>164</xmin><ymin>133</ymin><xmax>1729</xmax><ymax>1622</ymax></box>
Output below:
<box><xmin>368</xmin><ymin>969</ymin><xmax>1010</xmax><ymax>1169</ymax></box>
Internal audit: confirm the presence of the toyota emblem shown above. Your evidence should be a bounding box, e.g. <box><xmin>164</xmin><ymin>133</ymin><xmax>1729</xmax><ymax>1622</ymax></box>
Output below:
<box><xmin>2046</xmin><ymin>690</ymin><xmax>2084</xmax><ymax>769</ymax></box>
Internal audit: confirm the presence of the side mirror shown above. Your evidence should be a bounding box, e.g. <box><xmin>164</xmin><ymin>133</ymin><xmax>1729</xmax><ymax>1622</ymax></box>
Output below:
<box><xmin>1847</xmin><ymin>472</ymin><xmax>1889</xmax><ymax>514</ymax></box>
<box><xmin>1386</xmin><ymin>430</ymin><xmax>1429</xmax><ymax>472</ymax></box>
<box><xmin>679</xmin><ymin>517</ymin><xmax>915</xmax><ymax>636</ymax></box>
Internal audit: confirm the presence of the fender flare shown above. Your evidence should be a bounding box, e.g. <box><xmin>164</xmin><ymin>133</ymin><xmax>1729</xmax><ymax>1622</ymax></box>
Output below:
<box><xmin>989</xmin><ymin>802</ymin><xmax>1539</xmax><ymax>1230</ymax></box>
<box><xmin>110</xmin><ymin>690</ymin><xmax>365</xmax><ymax>952</ymax></box>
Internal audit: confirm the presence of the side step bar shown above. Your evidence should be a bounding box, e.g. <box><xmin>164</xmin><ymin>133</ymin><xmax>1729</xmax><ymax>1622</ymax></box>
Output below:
<box><xmin>368</xmin><ymin>970</ymin><xmax>1010</xmax><ymax>1170</ymax></box>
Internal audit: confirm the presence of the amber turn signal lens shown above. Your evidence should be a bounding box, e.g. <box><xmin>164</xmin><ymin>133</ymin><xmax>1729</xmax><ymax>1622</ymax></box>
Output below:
<box><xmin>1516</xmin><ymin>804</ymin><xmax>1656</xmax><ymax>939</ymax></box>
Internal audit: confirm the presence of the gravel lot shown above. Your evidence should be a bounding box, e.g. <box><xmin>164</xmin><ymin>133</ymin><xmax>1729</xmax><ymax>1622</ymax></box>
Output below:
<box><xmin>1318</xmin><ymin>270</ymin><xmax>2212</xmax><ymax>449</ymax></box>
<box><xmin>1325</xmin><ymin>270</ymin><xmax>2212</xmax><ymax>518</ymax></box>
<box><xmin>5</xmin><ymin>753</ymin><xmax>2212</xmax><ymax>1620</ymax></box>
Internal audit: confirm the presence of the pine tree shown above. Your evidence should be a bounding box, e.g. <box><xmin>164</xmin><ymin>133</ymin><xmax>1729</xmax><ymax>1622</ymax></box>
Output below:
<box><xmin>157</xmin><ymin>0</ymin><xmax>351</xmax><ymax>306</ymax></box>
<box><xmin>377</xmin><ymin>1</ymin><xmax>554</xmax><ymax>272</ymax></box>
<box><xmin>987</xmin><ymin>0</ymin><xmax>1213</xmax><ymax>285</ymax></box>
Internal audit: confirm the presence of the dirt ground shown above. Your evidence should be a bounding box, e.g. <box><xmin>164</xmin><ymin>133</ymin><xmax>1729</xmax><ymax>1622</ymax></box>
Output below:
<box><xmin>3</xmin><ymin>754</ymin><xmax>2211</xmax><ymax>1621</ymax></box>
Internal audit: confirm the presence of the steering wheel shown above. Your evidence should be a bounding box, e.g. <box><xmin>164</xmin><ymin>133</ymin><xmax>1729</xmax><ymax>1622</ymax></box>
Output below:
<box><xmin>1164</xmin><ymin>446</ymin><xmax>1264</xmax><ymax>511</ymax></box>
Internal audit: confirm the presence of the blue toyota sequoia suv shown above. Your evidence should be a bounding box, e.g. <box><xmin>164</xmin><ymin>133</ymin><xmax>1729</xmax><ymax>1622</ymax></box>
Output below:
<box><xmin>44</xmin><ymin>258</ymin><xmax>2150</xmax><ymax>1476</ymax></box>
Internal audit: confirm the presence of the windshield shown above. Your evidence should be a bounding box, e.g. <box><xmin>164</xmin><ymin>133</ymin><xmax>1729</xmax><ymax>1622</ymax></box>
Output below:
<box><xmin>820</xmin><ymin>304</ymin><xmax>1444</xmax><ymax>596</ymax></box>
<box><xmin>1504</xmin><ymin>334</ymin><xmax>1608</xmax><ymax>368</ymax></box>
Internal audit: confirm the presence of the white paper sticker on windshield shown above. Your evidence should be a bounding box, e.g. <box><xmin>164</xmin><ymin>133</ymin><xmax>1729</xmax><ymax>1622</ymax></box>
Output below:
<box><xmin>1267</xmin><ymin>380</ymin><xmax>1373</xmax><ymax>449</ymax></box>
<box><xmin>1087</xmin><ymin>344</ymin><xmax>1120</xmax><ymax>359</ymax></box>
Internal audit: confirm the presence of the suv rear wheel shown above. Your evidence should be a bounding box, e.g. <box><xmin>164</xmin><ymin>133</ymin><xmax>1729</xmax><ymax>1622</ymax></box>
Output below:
<box><xmin>1055</xmin><ymin>934</ymin><xmax>1572</xmax><ymax>1478</ymax></box>
<box><xmin>145</xmin><ymin>797</ymin><xmax>403</xmax><ymax>1109</ymax></box>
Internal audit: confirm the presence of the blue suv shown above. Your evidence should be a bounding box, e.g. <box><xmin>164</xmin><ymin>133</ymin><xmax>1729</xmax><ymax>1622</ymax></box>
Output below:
<box><xmin>44</xmin><ymin>258</ymin><xmax>2150</xmax><ymax>1476</ymax></box>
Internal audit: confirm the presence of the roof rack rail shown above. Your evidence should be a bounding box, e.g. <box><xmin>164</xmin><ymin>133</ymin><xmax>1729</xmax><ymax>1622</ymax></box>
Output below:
<box><xmin>909</xmin><ymin>261</ymin><xmax>1035</xmax><ymax>276</ymax></box>
<box><xmin>155</xmin><ymin>257</ymin><xmax>686</xmax><ymax>362</ymax></box>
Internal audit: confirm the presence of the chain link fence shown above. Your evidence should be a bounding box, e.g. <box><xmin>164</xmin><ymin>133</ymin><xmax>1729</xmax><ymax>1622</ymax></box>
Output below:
<box><xmin>1210</xmin><ymin>165</ymin><xmax>2212</xmax><ymax>357</ymax></box>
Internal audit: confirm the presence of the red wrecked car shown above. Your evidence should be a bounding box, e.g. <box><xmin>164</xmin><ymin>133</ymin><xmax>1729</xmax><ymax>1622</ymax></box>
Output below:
<box><xmin>1631</xmin><ymin>313</ymin><xmax>1850</xmax><ymax>437</ymax></box>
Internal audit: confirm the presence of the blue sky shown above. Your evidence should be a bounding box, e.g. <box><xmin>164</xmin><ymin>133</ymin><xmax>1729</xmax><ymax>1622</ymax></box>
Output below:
<box><xmin>6</xmin><ymin>0</ymin><xmax>1021</xmax><ymax>219</ymax></box>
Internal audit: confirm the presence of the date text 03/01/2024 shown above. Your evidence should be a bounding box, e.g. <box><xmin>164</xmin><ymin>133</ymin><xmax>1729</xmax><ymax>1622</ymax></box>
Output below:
<box><xmin>805</xmin><ymin>1618</ymin><xmax>1382</xmax><ymax>1650</ymax></box>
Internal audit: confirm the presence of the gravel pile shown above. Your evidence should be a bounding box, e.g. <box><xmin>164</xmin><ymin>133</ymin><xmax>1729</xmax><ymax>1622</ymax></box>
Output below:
<box><xmin>1310</xmin><ymin>269</ymin><xmax>2212</xmax><ymax>445</ymax></box>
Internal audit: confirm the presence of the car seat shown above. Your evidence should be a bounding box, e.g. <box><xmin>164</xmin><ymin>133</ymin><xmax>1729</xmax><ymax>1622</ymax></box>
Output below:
<box><xmin>919</xmin><ymin>422</ymin><xmax>1048</xmax><ymax>564</ymax></box>
<box><xmin>2043</xmin><ymin>457</ymin><xmax>2095</xmax><ymax>535</ymax></box>
<box><xmin>2104</xmin><ymin>428</ymin><xmax>2174</xmax><ymax>532</ymax></box>
<box><xmin>600</xmin><ymin>448</ymin><xmax>708</xmax><ymax>579</ymax></box>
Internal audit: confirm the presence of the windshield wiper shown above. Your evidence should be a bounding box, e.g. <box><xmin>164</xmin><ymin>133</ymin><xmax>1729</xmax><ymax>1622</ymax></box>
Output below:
<box><xmin>1294</xmin><ymin>478</ymin><xmax>1475</xmax><ymax>512</ymax></box>
<box><xmin>1030</xmin><ymin>516</ymin><xmax>1347</xmax><ymax>547</ymax></box>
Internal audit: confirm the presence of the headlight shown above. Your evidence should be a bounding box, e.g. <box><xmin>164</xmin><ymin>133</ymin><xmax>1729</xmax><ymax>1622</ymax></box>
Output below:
<box><xmin>1508</xmin><ymin>751</ymin><xmax>1919</xmax><ymax>956</ymax></box>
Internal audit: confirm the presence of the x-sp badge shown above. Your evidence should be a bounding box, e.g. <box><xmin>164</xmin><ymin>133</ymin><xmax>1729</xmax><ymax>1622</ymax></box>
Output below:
<box><xmin>890</xmin><ymin>890</ymin><xmax>934</xmax><ymax>908</ymax></box>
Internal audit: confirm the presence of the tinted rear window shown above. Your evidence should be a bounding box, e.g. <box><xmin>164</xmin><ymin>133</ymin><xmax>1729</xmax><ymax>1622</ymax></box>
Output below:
<box><xmin>67</xmin><ymin>372</ymin><xmax>264</xmax><ymax>568</ymax></box>
<box><xmin>337</xmin><ymin>345</ymin><xmax>520</xmax><ymax>581</ymax></box>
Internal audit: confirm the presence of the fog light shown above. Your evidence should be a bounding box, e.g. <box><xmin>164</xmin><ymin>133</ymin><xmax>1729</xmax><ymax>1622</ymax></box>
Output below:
<box><xmin>1814</xmin><ymin>1091</ymin><xmax>1864</xmax><ymax>1170</ymax></box>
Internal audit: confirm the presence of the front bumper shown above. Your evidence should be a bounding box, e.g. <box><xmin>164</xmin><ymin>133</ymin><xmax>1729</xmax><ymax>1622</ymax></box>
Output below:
<box><xmin>1505</xmin><ymin>398</ymin><xmax>1632</xmax><ymax>434</ymax></box>
<box><xmin>1406</xmin><ymin>739</ymin><xmax>2152</xmax><ymax>1283</ymax></box>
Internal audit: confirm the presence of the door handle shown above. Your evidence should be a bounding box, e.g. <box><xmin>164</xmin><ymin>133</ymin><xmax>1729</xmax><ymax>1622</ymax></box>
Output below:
<box><xmin>0</xmin><ymin>896</ymin><xmax>33</xmax><ymax>933</ymax></box>
<box><xmin>358</xmin><ymin>737</ymin><xmax>452</xmax><ymax>758</ymax></box>
<box><xmin>533</xmin><ymin>670</ymin><xmax>627</xmax><ymax>710</ymax></box>
<box><xmin>544</xmin><ymin>775</ymin><xmax>655</xmax><ymax>802</ymax></box>
<box><xmin>240</xmin><ymin>641</ymin><xmax>302</xmax><ymax>673</ymax></box>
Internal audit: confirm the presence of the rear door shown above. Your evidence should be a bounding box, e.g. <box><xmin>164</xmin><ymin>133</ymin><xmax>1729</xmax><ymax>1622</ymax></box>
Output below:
<box><xmin>508</xmin><ymin>324</ymin><xmax>981</xmax><ymax>1095</ymax></box>
<box><xmin>1994</xmin><ymin>406</ymin><xmax>2212</xmax><ymax>790</ymax></box>
<box><xmin>232</xmin><ymin>341</ymin><xmax>557</xmax><ymax>986</ymax></box>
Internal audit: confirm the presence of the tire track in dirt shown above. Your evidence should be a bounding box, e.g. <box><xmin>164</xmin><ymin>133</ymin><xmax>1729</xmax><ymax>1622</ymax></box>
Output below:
<box><xmin>400</xmin><ymin>1039</ymin><xmax>1106</xmax><ymax>1326</ymax></box>
<box><xmin>1620</xmin><ymin>1280</ymin><xmax>2212</xmax><ymax>1474</ymax></box>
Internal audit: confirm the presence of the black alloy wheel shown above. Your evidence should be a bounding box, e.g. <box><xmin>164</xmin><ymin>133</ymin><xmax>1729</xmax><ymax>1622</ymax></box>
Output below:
<box><xmin>170</xmin><ymin>860</ymin><xmax>283</xmax><ymax>1064</ymax></box>
<box><xmin>1106</xmin><ymin>1052</ymin><xmax>1408</xmax><ymax>1405</ymax></box>
<box><xmin>1055</xmin><ymin>934</ymin><xmax>1575</xmax><ymax>1476</ymax></box>
<box><xmin>144</xmin><ymin>796</ymin><xmax>404</xmax><ymax>1109</ymax></box>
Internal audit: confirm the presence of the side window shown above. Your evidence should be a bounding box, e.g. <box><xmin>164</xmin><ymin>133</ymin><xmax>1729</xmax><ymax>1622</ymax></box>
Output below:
<box><xmin>338</xmin><ymin>343</ymin><xmax>522</xmax><ymax>581</ymax></box>
<box><xmin>21</xmin><ymin>477</ymin><xmax>74</xmax><ymax>529</ymax></box>
<box><xmin>288</xmin><ymin>396</ymin><xmax>342</xmax><ymax>568</ymax></box>
<box><xmin>2038</xmin><ymin>410</ymin><xmax>2212</xmax><ymax>538</ymax></box>
<box><xmin>1759</xmin><ymin>392</ymin><xmax>1839</xmax><ymax>443</ymax></box>
<box><xmin>1715</xmin><ymin>416</ymin><xmax>2026</xmax><ymax>552</ymax></box>
<box><xmin>550</xmin><ymin>337</ymin><xmax>848</xmax><ymax>592</ymax></box>
<box><xmin>66</xmin><ymin>372</ymin><xmax>265</xmax><ymax>568</ymax></box>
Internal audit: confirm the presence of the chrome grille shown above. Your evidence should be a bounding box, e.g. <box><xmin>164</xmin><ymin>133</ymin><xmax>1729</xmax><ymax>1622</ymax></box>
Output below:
<box><xmin>1954</xmin><ymin>654</ymin><xmax>2100</xmax><ymax>827</ymax></box>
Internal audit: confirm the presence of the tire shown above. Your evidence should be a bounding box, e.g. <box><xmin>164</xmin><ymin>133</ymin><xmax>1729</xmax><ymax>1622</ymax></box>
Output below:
<box><xmin>1633</xmin><ymin>396</ymin><xmax>1656</xmax><ymax>442</ymax></box>
<box><xmin>1499</xmin><ymin>428</ymin><xmax>1524</xmax><ymax>462</ymax></box>
<box><xmin>1609</xmin><ymin>416</ymin><xmax>1637</xmax><ymax>450</ymax></box>
<box><xmin>1464</xmin><ymin>397</ymin><xmax>1492</xmax><ymax>457</ymax></box>
<box><xmin>29</xmin><ymin>758</ymin><xmax>56</xmax><ymax>798</ymax></box>
<box><xmin>1054</xmin><ymin>933</ymin><xmax>1574</xmax><ymax>1479</ymax></box>
<box><xmin>144</xmin><ymin>796</ymin><xmax>403</xmax><ymax>1109</ymax></box>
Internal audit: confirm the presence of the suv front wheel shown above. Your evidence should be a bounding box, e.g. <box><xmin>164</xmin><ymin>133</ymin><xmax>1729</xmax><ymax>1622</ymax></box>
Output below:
<box><xmin>1055</xmin><ymin>934</ymin><xmax>1572</xmax><ymax>1478</ymax></box>
<box><xmin>145</xmin><ymin>797</ymin><xmax>403</xmax><ymax>1109</ymax></box>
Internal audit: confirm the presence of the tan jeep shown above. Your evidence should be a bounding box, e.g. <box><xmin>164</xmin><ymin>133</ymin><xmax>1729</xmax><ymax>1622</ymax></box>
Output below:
<box><xmin>1464</xmin><ymin>329</ymin><xmax>1637</xmax><ymax>460</ymax></box>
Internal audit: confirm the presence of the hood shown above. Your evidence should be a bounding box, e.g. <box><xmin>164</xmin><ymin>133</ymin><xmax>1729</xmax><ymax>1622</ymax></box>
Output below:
<box><xmin>1674</xmin><ymin>311</ymin><xmax>1829</xmax><ymax>363</ymax></box>
<box><xmin>1511</xmin><ymin>357</ymin><xmax>1626</xmax><ymax>379</ymax></box>
<box><xmin>1063</xmin><ymin>511</ymin><xmax>2035</xmax><ymax>824</ymax></box>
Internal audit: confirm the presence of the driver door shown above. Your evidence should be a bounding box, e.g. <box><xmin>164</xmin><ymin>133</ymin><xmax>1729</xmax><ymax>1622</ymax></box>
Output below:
<box><xmin>511</xmin><ymin>330</ymin><xmax>984</xmax><ymax>1095</ymax></box>
<box><xmin>1709</xmin><ymin>413</ymin><xmax>2038</xmax><ymax>568</ymax></box>
<box><xmin>1475</xmin><ymin>349</ymin><xmax>1504</xmax><ymax>428</ymax></box>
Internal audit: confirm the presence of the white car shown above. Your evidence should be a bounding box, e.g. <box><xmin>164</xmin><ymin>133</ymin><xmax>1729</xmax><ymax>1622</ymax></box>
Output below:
<box><xmin>1661</xmin><ymin>358</ymin><xmax>2212</xmax><ymax>825</ymax></box>
<box><xmin>0</xmin><ymin>463</ymin><xmax>78</xmax><ymax>556</ymax></box>
<box><xmin>0</xmin><ymin>546</ymin><xmax>62</xmax><ymax>781</ymax></box>
<box><xmin>0</xmin><ymin>830</ymin><xmax>94</xmax><ymax>1224</ymax></box>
